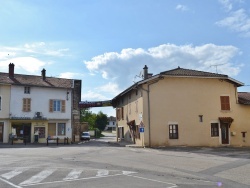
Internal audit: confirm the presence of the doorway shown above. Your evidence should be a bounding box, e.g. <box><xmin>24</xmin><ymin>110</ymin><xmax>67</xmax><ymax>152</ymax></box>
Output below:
<box><xmin>12</xmin><ymin>123</ymin><xmax>31</xmax><ymax>143</ymax></box>
<box><xmin>0</xmin><ymin>123</ymin><xmax>3</xmax><ymax>142</ymax></box>
<box><xmin>221</xmin><ymin>123</ymin><xmax>229</xmax><ymax>144</ymax></box>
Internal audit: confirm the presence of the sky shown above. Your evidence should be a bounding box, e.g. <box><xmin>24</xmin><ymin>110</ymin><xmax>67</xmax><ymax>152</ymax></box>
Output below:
<box><xmin>0</xmin><ymin>0</ymin><xmax>250</xmax><ymax>116</ymax></box>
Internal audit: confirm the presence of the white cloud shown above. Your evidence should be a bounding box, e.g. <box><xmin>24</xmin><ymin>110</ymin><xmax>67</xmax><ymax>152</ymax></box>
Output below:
<box><xmin>0</xmin><ymin>42</ymin><xmax>71</xmax><ymax>74</ymax></box>
<box><xmin>82</xmin><ymin>91</ymin><xmax>109</xmax><ymax>101</ymax></box>
<box><xmin>97</xmin><ymin>82</ymin><xmax>121</xmax><ymax>96</ymax></box>
<box><xmin>216</xmin><ymin>9</ymin><xmax>250</xmax><ymax>37</ymax></box>
<box><xmin>0</xmin><ymin>57</ymin><xmax>46</xmax><ymax>73</ymax></box>
<box><xmin>217</xmin><ymin>0</ymin><xmax>250</xmax><ymax>37</ymax></box>
<box><xmin>219</xmin><ymin>0</ymin><xmax>233</xmax><ymax>12</ymax></box>
<box><xmin>59</xmin><ymin>72</ymin><xmax>84</xmax><ymax>79</ymax></box>
<box><xmin>176</xmin><ymin>4</ymin><xmax>189</xmax><ymax>11</ymax></box>
<box><xmin>84</xmin><ymin>44</ymin><xmax>241</xmax><ymax>91</ymax></box>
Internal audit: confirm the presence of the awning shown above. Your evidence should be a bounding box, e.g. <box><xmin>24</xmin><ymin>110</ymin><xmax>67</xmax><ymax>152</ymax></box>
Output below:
<box><xmin>219</xmin><ymin>117</ymin><xmax>234</xmax><ymax>127</ymax></box>
<box><xmin>127</xmin><ymin>120</ymin><xmax>135</xmax><ymax>126</ymax></box>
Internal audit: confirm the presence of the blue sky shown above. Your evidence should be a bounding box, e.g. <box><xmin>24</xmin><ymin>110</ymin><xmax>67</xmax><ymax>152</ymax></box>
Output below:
<box><xmin>0</xmin><ymin>0</ymin><xmax>250</xmax><ymax>116</ymax></box>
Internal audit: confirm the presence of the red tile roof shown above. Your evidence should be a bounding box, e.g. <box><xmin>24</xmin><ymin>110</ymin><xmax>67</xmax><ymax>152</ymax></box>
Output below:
<box><xmin>0</xmin><ymin>72</ymin><xmax>74</xmax><ymax>89</ymax></box>
<box><xmin>160</xmin><ymin>67</ymin><xmax>228</xmax><ymax>78</ymax></box>
<box><xmin>238</xmin><ymin>92</ymin><xmax>250</xmax><ymax>105</ymax></box>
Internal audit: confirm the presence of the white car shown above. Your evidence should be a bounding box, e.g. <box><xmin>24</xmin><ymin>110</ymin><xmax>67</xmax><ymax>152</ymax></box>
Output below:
<box><xmin>81</xmin><ymin>132</ymin><xmax>90</xmax><ymax>141</ymax></box>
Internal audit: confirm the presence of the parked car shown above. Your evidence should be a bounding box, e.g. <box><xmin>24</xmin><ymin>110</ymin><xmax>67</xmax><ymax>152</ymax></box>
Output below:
<box><xmin>81</xmin><ymin>132</ymin><xmax>90</xmax><ymax>141</ymax></box>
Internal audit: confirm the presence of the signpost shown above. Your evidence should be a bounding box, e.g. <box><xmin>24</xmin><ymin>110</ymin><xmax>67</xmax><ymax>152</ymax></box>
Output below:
<box><xmin>139</xmin><ymin>125</ymin><xmax>145</xmax><ymax>148</ymax></box>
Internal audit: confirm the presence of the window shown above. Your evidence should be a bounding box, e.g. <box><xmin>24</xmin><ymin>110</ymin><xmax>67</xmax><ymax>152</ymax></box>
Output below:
<box><xmin>48</xmin><ymin>123</ymin><xmax>66</xmax><ymax>137</ymax></box>
<box><xmin>58</xmin><ymin>123</ymin><xmax>66</xmax><ymax>136</ymax></box>
<box><xmin>49</xmin><ymin>100</ymin><xmax>66</xmax><ymax>112</ymax></box>
<box><xmin>23</xmin><ymin>98</ymin><xmax>31</xmax><ymax>112</ymax></box>
<box><xmin>135</xmin><ymin>101</ymin><xmax>138</xmax><ymax>113</ymax></box>
<box><xmin>169</xmin><ymin>124</ymin><xmax>178</xmax><ymax>139</ymax></box>
<box><xmin>211</xmin><ymin>123</ymin><xmax>219</xmax><ymax>137</ymax></box>
<box><xmin>116</xmin><ymin>107</ymin><xmax>124</xmax><ymax>120</ymax></box>
<box><xmin>24</xmin><ymin>87</ymin><xmax>30</xmax><ymax>94</ymax></box>
<box><xmin>54</xmin><ymin>100</ymin><xmax>61</xmax><ymax>111</ymax></box>
<box><xmin>0</xmin><ymin>96</ymin><xmax>1</xmax><ymax>111</ymax></box>
<box><xmin>129</xmin><ymin>104</ymin><xmax>131</xmax><ymax>114</ymax></box>
<box><xmin>220</xmin><ymin>96</ymin><xmax>230</xmax><ymax>110</ymax></box>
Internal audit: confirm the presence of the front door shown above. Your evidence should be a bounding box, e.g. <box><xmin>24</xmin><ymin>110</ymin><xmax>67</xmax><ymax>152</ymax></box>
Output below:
<box><xmin>221</xmin><ymin>123</ymin><xmax>229</xmax><ymax>144</ymax></box>
<box><xmin>0</xmin><ymin>123</ymin><xmax>3</xmax><ymax>142</ymax></box>
<box><xmin>23</xmin><ymin>125</ymin><xmax>31</xmax><ymax>143</ymax></box>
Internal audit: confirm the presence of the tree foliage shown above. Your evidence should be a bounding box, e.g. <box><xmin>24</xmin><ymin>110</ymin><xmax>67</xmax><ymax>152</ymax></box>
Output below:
<box><xmin>80</xmin><ymin>109</ymin><xmax>108</xmax><ymax>131</ymax></box>
<box><xmin>95</xmin><ymin>111</ymin><xmax>108</xmax><ymax>131</ymax></box>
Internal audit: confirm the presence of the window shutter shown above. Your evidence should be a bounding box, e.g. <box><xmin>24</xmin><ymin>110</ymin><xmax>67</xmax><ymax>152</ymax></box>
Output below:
<box><xmin>121</xmin><ymin>107</ymin><xmax>124</xmax><ymax>120</ymax></box>
<box><xmin>49</xmin><ymin>99</ymin><xmax>53</xmax><ymax>112</ymax></box>
<box><xmin>61</xmin><ymin>100</ymin><xmax>66</xmax><ymax>113</ymax></box>
<box><xmin>220</xmin><ymin>96</ymin><xmax>230</xmax><ymax>110</ymax></box>
<box><xmin>27</xmin><ymin>98</ymin><xmax>31</xmax><ymax>111</ymax></box>
<box><xmin>22</xmin><ymin>98</ymin><xmax>25</xmax><ymax>111</ymax></box>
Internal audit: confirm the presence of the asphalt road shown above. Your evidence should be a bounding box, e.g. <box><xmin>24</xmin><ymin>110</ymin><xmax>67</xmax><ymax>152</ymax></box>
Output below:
<box><xmin>0</xmin><ymin>134</ymin><xmax>250</xmax><ymax>188</ymax></box>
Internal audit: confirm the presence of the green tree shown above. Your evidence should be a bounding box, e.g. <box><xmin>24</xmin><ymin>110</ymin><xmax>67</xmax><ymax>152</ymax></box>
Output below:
<box><xmin>95</xmin><ymin>111</ymin><xmax>108</xmax><ymax>131</ymax></box>
<box><xmin>80</xmin><ymin>109</ymin><xmax>96</xmax><ymax>130</ymax></box>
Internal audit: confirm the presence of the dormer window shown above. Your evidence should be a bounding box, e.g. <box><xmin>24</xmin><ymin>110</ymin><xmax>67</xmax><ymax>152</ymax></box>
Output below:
<box><xmin>24</xmin><ymin>87</ymin><xmax>30</xmax><ymax>94</ymax></box>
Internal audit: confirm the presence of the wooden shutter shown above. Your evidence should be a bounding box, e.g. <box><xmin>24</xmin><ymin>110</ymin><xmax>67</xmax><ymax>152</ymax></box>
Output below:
<box><xmin>23</xmin><ymin>98</ymin><xmax>31</xmax><ymax>112</ymax></box>
<box><xmin>61</xmin><ymin>100</ymin><xmax>65</xmax><ymax>113</ymax></box>
<box><xmin>48</xmin><ymin>123</ymin><xmax>56</xmax><ymax>136</ymax></box>
<box><xmin>49</xmin><ymin>99</ymin><xmax>53</xmax><ymax>112</ymax></box>
<box><xmin>22</xmin><ymin>98</ymin><xmax>25</xmax><ymax>111</ymax></box>
<box><xmin>116</xmin><ymin>108</ymin><xmax>120</xmax><ymax>121</ymax></box>
<box><xmin>121</xmin><ymin>107</ymin><xmax>124</xmax><ymax>120</ymax></box>
<box><xmin>220</xmin><ymin>96</ymin><xmax>230</xmax><ymax>110</ymax></box>
<box><xmin>27</xmin><ymin>98</ymin><xmax>31</xmax><ymax>111</ymax></box>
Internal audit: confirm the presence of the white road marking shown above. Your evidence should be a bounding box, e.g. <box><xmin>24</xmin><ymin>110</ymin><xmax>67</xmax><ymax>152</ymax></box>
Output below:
<box><xmin>0</xmin><ymin>177</ymin><xmax>22</xmax><ymax>188</ymax></box>
<box><xmin>63</xmin><ymin>169</ymin><xmax>83</xmax><ymax>180</ymax></box>
<box><xmin>96</xmin><ymin>169</ymin><xmax>109</xmax><ymax>176</ymax></box>
<box><xmin>126</xmin><ymin>174</ymin><xmax>178</xmax><ymax>188</ymax></box>
<box><xmin>1</xmin><ymin>168</ymin><xmax>28</xmax><ymax>180</ymax></box>
<box><xmin>19</xmin><ymin>169</ymin><xmax>56</xmax><ymax>186</ymax></box>
<box><xmin>122</xmin><ymin>171</ymin><xmax>137</xmax><ymax>175</ymax></box>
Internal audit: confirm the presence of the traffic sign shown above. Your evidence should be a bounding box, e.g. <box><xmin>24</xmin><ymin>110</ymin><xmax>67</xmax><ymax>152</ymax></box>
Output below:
<box><xmin>139</xmin><ymin>127</ymin><xmax>144</xmax><ymax>133</ymax></box>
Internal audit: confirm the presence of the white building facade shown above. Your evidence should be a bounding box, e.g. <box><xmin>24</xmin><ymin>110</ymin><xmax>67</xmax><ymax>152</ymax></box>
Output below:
<box><xmin>0</xmin><ymin>63</ymin><xmax>82</xmax><ymax>144</ymax></box>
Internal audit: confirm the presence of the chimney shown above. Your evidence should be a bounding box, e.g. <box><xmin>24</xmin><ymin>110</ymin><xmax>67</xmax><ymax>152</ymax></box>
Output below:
<box><xmin>41</xmin><ymin>68</ymin><xmax>46</xmax><ymax>81</ymax></box>
<box><xmin>9</xmin><ymin>63</ymin><xmax>15</xmax><ymax>78</ymax></box>
<box><xmin>143</xmin><ymin>65</ymin><xmax>148</xmax><ymax>80</ymax></box>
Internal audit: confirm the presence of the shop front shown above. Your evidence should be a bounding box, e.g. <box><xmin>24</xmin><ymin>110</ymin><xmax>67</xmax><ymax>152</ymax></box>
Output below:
<box><xmin>9</xmin><ymin>119</ymin><xmax>48</xmax><ymax>144</ymax></box>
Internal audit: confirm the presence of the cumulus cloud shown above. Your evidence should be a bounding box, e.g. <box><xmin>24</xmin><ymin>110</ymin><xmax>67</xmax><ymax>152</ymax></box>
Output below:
<box><xmin>175</xmin><ymin>4</ymin><xmax>189</xmax><ymax>12</ymax></box>
<box><xmin>97</xmin><ymin>82</ymin><xmax>121</xmax><ymax>96</ymax></box>
<box><xmin>84</xmin><ymin>43</ymin><xmax>242</xmax><ymax>92</ymax></box>
<box><xmin>0</xmin><ymin>42</ymin><xmax>70</xmax><ymax>74</ymax></box>
<box><xmin>82</xmin><ymin>91</ymin><xmax>109</xmax><ymax>101</ymax></box>
<box><xmin>217</xmin><ymin>0</ymin><xmax>250</xmax><ymax>37</ymax></box>
<box><xmin>59</xmin><ymin>72</ymin><xmax>84</xmax><ymax>79</ymax></box>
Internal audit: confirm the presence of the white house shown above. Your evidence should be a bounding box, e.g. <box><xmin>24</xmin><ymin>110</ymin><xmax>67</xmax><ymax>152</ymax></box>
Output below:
<box><xmin>105</xmin><ymin>116</ymin><xmax>116</xmax><ymax>131</ymax></box>
<box><xmin>0</xmin><ymin>63</ymin><xmax>82</xmax><ymax>144</ymax></box>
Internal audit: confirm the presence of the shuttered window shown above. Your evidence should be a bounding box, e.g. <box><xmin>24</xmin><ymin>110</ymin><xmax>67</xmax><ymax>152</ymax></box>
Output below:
<box><xmin>49</xmin><ymin>99</ymin><xmax>66</xmax><ymax>113</ymax></box>
<box><xmin>23</xmin><ymin>98</ymin><xmax>31</xmax><ymax>112</ymax></box>
<box><xmin>220</xmin><ymin>96</ymin><xmax>230</xmax><ymax>110</ymax></box>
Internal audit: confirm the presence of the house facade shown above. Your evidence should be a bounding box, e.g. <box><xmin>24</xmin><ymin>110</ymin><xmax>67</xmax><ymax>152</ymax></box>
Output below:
<box><xmin>112</xmin><ymin>66</ymin><xmax>250</xmax><ymax>147</ymax></box>
<box><xmin>0</xmin><ymin>63</ymin><xmax>81</xmax><ymax>144</ymax></box>
<box><xmin>105</xmin><ymin>116</ymin><xmax>116</xmax><ymax>131</ymax></box>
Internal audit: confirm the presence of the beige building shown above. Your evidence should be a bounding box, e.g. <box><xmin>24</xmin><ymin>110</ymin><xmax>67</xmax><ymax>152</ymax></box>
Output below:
<box><xmin>112</xmin><ymin>66</ymin><xmax>250</xmax><ymax>147</ymax></box>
